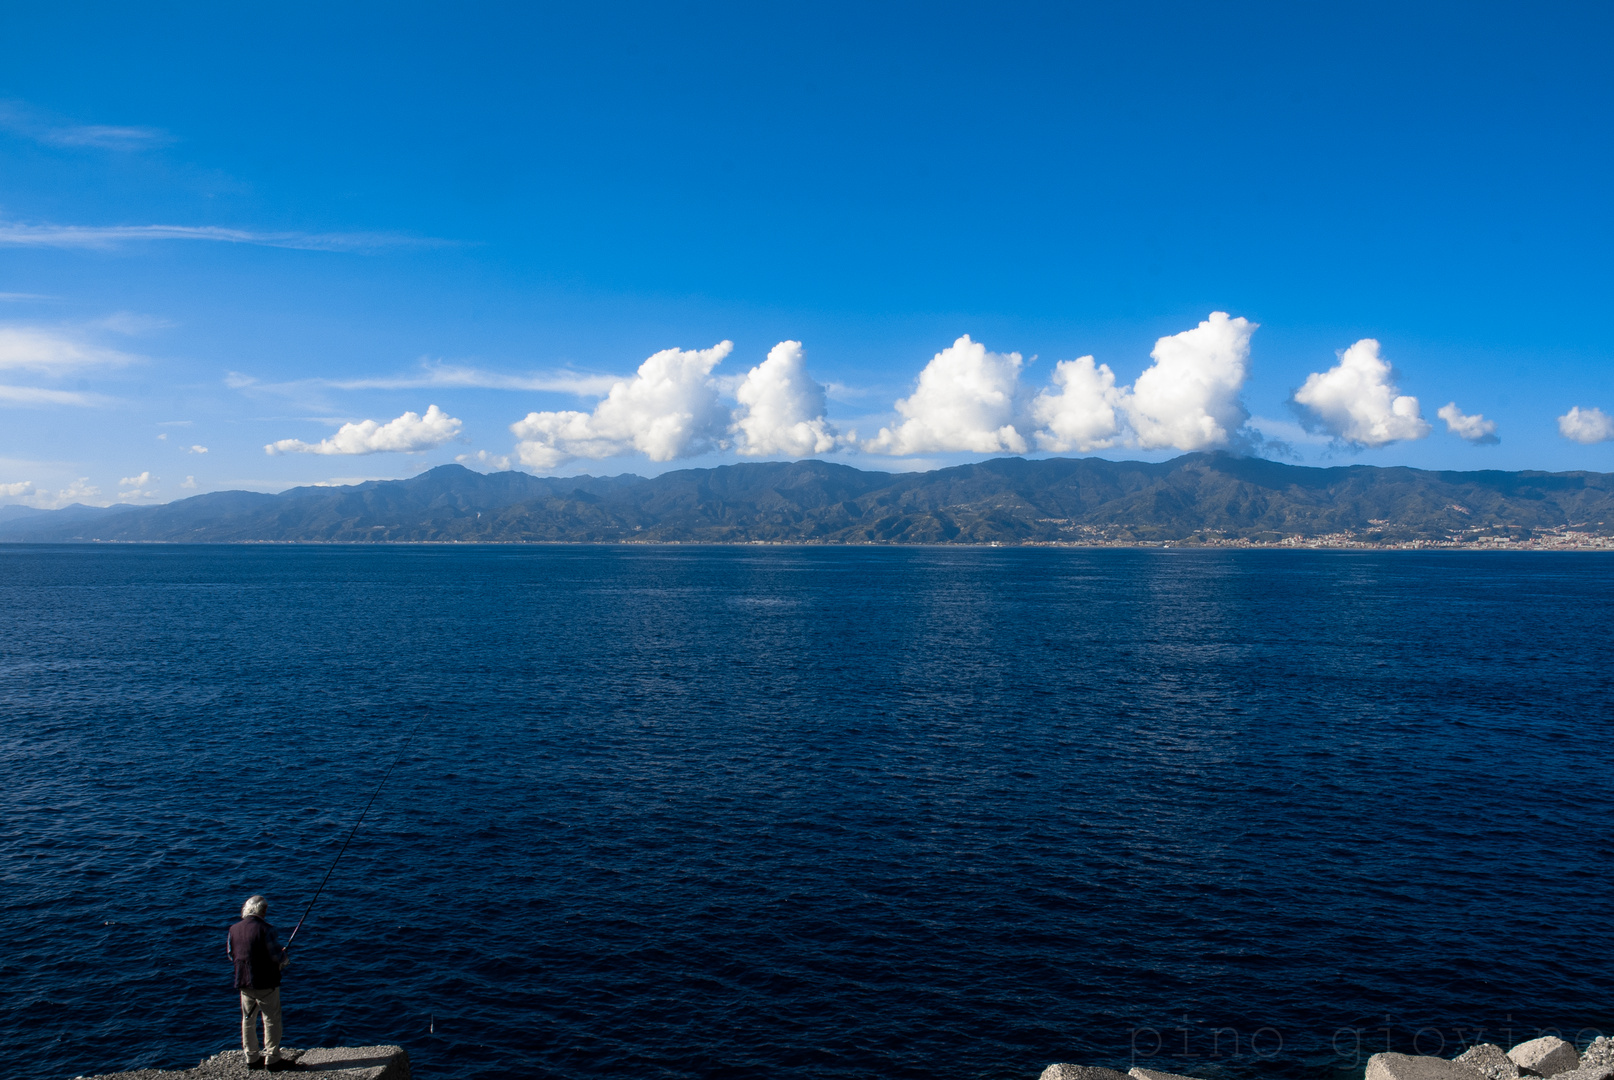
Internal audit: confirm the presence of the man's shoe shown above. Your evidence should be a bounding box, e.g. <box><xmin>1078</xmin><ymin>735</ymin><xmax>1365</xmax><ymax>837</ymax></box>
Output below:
<box><xmin>266</xmin><ymin>1061</ymin><xmax>295</xmax><ymax>1073</ymax></box>
<box><xmin>246</xmin><ymin>1060</ymin><xmax>265</xmax><ymax>1071</ymax></box>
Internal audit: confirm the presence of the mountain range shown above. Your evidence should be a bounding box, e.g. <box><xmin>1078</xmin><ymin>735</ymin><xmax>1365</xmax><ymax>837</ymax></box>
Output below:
<box><xmin>3</xmin><ymin>454</ymin><xmax>1613</xmax><ymax>545</ymax></box>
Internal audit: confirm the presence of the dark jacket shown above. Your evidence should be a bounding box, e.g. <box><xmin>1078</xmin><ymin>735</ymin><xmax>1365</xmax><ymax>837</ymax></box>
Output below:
<box><xmin>227</xmin><ymin>916</ymin><xmax>285</xmax><ymax>990</ymax></box>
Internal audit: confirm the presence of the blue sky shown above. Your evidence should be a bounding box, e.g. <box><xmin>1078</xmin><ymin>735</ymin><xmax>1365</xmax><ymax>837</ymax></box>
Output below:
<box><xmin>3</xmin><ymin>2</ymin><xmax>1614</xmax><ymax>506</ymax></box>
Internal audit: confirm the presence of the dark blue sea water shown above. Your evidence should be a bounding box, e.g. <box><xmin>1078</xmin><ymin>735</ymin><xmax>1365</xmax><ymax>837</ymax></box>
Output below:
<box><xmin>2</xmin><ymin>545</ymin><xmax>1611</xmax><ymax>1080</ymax></box>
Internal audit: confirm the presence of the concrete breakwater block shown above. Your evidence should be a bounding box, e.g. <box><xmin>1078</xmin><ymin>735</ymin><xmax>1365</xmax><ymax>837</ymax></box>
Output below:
<box><xmin>1368</xmin><ymin>1052</ymin><xmax>1496</xmax><ymax>1080</ymax></box>
<box><xmin>1510</xmin><ymin>1037</ymin><xmax>1581</xmax><ymax>1078</ymax></box>
<box><xmin>76</xmin><ymin>1045</ymin><xmax>410</xmax><ymax>1080</ymax></box>
<box><xmin>1043</xmin><ymin>1035</ymin><xmax>1608</xmax><ymax>1080</ymax></box>
<box><xmin>1546</xmin><ymin>1067</ymin><xmax>1614</xmax><ymax>1080</ymax></box>
<box><xmin>1457</xmin><ymin>1044</ymin><xmax>1523</xmax><ymax>1080</ymax></box>
<box><xmin>1041</xmin><ymin>1065</ymin><xmax>1204</xmax><ymax>1080</ymax></box>
<box><xmin>1583</xmin><ymin>1039</ymin><xmax>1614</xmax><ymax>1071</ymax></box>
<box><xmin>1040</xmin><ymin>1066</ymin><xmax>1131</xmax><ymax>1080</ymax></box>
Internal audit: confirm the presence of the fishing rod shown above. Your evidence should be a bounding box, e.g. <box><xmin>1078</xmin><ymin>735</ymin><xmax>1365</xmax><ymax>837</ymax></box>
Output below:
<box><xmin>286</xmin><ymin>713</ymin><xmax>427</xmax><ymax>948</ymax></box>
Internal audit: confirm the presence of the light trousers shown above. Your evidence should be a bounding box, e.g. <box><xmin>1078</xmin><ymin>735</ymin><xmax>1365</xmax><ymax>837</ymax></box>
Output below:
<box><xmin>239</xmin><ymin>986</ymin><xmax>283</xmax><ymax>1063</ymax></box>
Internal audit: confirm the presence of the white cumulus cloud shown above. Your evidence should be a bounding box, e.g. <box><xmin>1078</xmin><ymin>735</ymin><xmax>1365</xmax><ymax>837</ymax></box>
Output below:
<box><xmin>118</xmin><ymin>471</ymin><xmax>158</xmax><ymax>501</ymax></box>
<box><xmin>511</xmin><ymin>342</ymin><xmax>733</xmax><ymax>470</ymax></box>
<box><xmin>188</xmin><ymin>444</ymin><xmax>208</xmax><ymax>454</ymax></box>
<box><xmin>456</xmin><ymin>449</ymin><xmax>513</xmax><ymax>471</ymax></box>
<box><xmin>733</xmin><ymin>341</ymin><xmax>840</xmax><ymax>457</ymax></box>
<box><xmin>1437</xmin><ymin>402</ymin><xmax>1499</xmax><ymax>444</ymax></box>
<box><xmin>864</xmin><ymin>335</ymin><xmax>1028</xmax><ymax>455</ymax></box>
<box><xmin>1031</xmin><ymin>355</ymin><xmax>1123</xmax><ymax>452</ymax></box>
<box><xmin>43</xmin><ymin>478</ymin><xmax>102</xmax><ymax>507</ymax></box>
<box><xmin>265</xmin><ymin>405</ymin><xmax>462</xmax><ymax>456</ymax></box>
<box><xmin>181</xmin><ymin>476</ymin><xmax>197</xmax><ymax>489</ymax></box>
<box><xmin>1121</xmin><ymin>312</ymin><xmax>1255</xmax><ymax>451</ymax></box>
<box><xmin>6</xmin><ymin>476</ymin><xmax>109</xmax><ymax>508</ymax></box>
<box><xmin>1558</xmin><ymin>405</ymin><xmax>1614</xmax><ymax>444</ymax></box>
<box><xmin>1292</xmin><ymin>338</ymin><xmax>1430</xmax><ymax>447</ymax></box>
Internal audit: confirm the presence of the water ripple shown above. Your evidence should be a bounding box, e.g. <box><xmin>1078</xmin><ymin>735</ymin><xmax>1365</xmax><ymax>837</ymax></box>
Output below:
<box><xmin>0</xmin><ymin>546</ymin><xmax>1610</xmax><ymax>1079</ymax></box>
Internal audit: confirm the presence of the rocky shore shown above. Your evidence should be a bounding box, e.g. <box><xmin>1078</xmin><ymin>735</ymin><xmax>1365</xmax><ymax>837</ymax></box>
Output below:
<box><xmin>75</xmin><ymin>1045</ymin><xmax>410</xmax><ymax>1080</ymax></box>
<box><xmin>1043</xmin><ymin>1033</ymin><xmax>1614</xmax><ymax>1080</ymax></box>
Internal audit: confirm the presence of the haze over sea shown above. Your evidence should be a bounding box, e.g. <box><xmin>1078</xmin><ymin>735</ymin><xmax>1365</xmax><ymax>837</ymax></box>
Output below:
<box><xmin>2</xmin><ymin>545</ymin><xmax>1611</xmax><ymax>1080</ymax></box>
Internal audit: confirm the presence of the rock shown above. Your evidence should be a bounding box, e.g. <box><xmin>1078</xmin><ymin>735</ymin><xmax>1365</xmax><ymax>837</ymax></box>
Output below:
<box><xmin>1546</xmin><ymin>1067</ymin><xmax>1614</xmax><ymax>1080</ymax></box>
<box><xmin>1457</xmin><ymin>1044</ymin><xmax>1523</xmax><ymax>1080</ymax></box>
<box><xmin>1582</xmin><ymin>1039</ymin><xmax>1614</xmax><ymax>1072</ymax></box>
<box><xmin>1040</xmin><ymin>1066</ymin><xmax>1131</xmax><ymax>1080</ymax></box>
<box><xmin>1368</xmin><ymin>1052</ymin><xmax>1491</xmax><ymax>1080</ymax></box>
<box><xmin>1130</xmin><ymin>1069</ymin><xmax>1203</xmax><ymax>1080</ymax></box>
<box><xmin>76</xmin><ymin>1045</ymin><xmax>410</xmax><ymax>1080</ymax></box>
<box><xmin>1510</xmin><ymin>1037</ymin><xmax>1580</xmax><ymax>1077</ymax></box>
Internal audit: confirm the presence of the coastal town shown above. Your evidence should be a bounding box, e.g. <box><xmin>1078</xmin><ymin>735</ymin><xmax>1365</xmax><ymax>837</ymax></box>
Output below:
<box><xmin>1031</xmin><ymin>519</ymin><xmax>1614</xmax><ymax>550</ymax></box>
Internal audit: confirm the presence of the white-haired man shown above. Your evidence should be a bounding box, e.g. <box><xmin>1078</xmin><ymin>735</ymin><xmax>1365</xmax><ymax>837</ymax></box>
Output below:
<box><xmin>227</xmin><ymin>894</ymin><xmax>291</xmax><ymax>1071</ymax></box>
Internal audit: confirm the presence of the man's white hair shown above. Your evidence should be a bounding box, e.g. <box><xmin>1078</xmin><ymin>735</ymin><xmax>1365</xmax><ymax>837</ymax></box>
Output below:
<box><xmin>241</xmin><ymin>894</ymin><xmax>268</xmax><ymax>919</ymax></box>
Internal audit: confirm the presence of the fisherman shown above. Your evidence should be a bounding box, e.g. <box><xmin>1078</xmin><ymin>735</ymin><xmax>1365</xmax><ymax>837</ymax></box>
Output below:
<box><xmin>227</xmin><ymin>895</ymin><xmax>292</xmax><ymax>1071</ymax></box>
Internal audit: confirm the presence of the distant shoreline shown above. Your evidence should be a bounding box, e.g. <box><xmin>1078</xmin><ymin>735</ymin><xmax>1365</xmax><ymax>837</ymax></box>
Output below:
<box><xmin>4</xmin><ymin>455</ymin><xmax>1613</xmax><ymax>547</ymax></box>
<box><xmin>4</xmin><ymin>537</ymin><xmax>1612</xmax><ymax>550</ymax></box>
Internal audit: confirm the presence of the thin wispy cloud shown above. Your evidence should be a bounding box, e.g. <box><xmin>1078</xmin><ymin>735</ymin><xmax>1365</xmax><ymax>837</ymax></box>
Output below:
<box><xmin>1247</xmin><ymin>416</ymin><xmax>1333</xmax><ymax>447</ymax></box>
<box><xmin>456</xmin><ymin>450</ymin><xmax>513</xmax><ymax>471</ymax></box>
<box><xmin>320</xmin><ymin>365</ymin><xmax>619</xmax><ymax>394</ymax></box>
<box><xmin>0</xmin><ymin>220</ymin><xmax>439</xmax><ymax>253</ymax></box>
<box><xmin>307</xmin><ymin>476</ymin><xmax>400</xmax><ymax>487</ymax></box>
<box><xmin>48</xmin><ymin>124</ymin><xmax>170</xmax><ymax>150</ymax></box>
<box><xmin>823</xmin><ymin>381</ymin><xmax>882</xmax><ymax>402</ymax></box>
<box><xmin>0</xmin><ymin>384</ymin><xmax>112</xmax><ymax>407</ymax></box>
<box><xmin>0</xmin><ymin>324</ymin><xmax>133</xmax><ymax>408</ymax></box>
<box><xmin>98</xmin><ymin>312</ymin><xmax>176</xmax><ymax>335</ymax></box>
<box><xmin>228</xmin><ymin>362</ymin><xmax>618</xmax><ymax>399</ymax></box>
<box><xmin>0</xmin><ymin>324</ymin><xmax>136</xmax><ymax>373</ymax></box>
<box><xmin>0</xmin><ymin>100</ymin><xmax>173</xmax><ymax>151</ymax></box>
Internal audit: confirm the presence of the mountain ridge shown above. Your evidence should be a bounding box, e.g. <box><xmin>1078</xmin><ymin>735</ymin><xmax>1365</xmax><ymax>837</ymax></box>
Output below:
<box><xmin>2</xmin><ymin>454</ymin><xmax>1612</xmax><ymax>545</ymax></box>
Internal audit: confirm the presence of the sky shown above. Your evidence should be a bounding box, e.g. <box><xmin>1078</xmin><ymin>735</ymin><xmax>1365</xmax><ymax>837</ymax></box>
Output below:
<box><xmin>3</xmin><ymin>2</ymin><xmax>1614</xmax><ymax>507</ymax></box>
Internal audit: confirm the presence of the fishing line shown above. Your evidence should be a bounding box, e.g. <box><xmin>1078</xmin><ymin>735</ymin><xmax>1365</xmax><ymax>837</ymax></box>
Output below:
<box><xmin>287</xmin><ymin>712</ymin><xmax>427</xmax><ymax>947</ymax></box>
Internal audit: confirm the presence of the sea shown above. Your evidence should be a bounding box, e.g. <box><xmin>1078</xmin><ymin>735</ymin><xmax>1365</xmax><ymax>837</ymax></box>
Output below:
<box><xmin>2</xmin><ymin>545</ymin><xmax>1611</xmax><ymax>1080</ymax></box>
